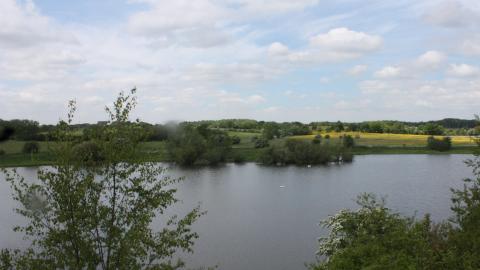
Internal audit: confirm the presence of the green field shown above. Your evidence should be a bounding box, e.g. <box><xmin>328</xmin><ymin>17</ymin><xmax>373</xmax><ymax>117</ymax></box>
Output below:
<box><xmin>0</xmin><ymin>131</ymin><xmax>478</xmax><ymax>167</ymax></box>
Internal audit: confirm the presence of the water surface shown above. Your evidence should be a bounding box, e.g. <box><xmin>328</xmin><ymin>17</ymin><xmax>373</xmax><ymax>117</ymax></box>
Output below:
<box><xmin>0</xmin><ymin>155</ymin><xmax>474</xmax><ymax>269</ymax></box>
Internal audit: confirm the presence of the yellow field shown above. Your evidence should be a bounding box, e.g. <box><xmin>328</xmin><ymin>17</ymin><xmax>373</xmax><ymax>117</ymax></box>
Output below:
<box><xmin>291</xmin><ymin>132</ymin><xmax>477</xmax><ymax>147</ymax></box>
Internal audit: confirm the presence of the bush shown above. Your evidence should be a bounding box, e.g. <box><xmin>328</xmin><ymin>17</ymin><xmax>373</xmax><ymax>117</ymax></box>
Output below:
<box><xmin>312</xmin><ymin>135</ymin><xmax>322</xmax><ymax>145</ymax></box>
<box><xmin>232</xmin><ymin>153</ymin><xmax>246</xmax><ymax>163</ymax></box>
<box><xmin>258</xmin><ymin>145</ymin><xmax>286</xmax><ymax>165</ymax></box>
<box><xmin>254</xmin><ymin>138</ymin><xmax>269</xmax><ymax>148</ymax></box>
<box><xmin>309</xmin><ymin>194</ymin><xmax>445</xmax><ymax>270</ymax></box>
<box><xmin>259</xmin><ymin>140</ymin><xmax>347</xmax><ymax>166</ymax></box>
<box><xmin>0</xmin><ymin>149</ymin><xmax>5</xmax><ymax>156</ymax></box>
<box><xmin>231</xmin><ymin>135</ymin><xmax>241</xmax><ymax>145</ymax></box>
<box><xmin>342</xmin><ymin>151</ymin><xmax>354</xmax><ymax>162</ymax></box>
<box><xmin>167</xmin><ymin>125</ymin><xmax>232</xmax><ymax>165</ymax></box>
<box><xmin>324</xmin><ymin>134</ymin><xmax>331</xmax><ymax>139</ymax></box>
<box><xmin>426</xmin><ymin>136</ymin><xmax>451</xmax><ymax>151</ymax></box>
<box><xmin>73</xmin><ymin>141</ymin><xmax>105</xmax><ymax>166</ymax></box>
<box><xmin>22</xmin><ymin>142</ymin><xmax>39</xmax><ymax>154</ymax></box>
<box><xmin>342</xmin><ymin>135</ymin><xmax>355</xmax><ymax>148</ymax></box>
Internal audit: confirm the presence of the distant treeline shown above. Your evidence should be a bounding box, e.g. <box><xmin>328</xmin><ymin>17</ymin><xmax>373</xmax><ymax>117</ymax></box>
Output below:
<box><xmin>1</xmin><ymin>117</ymin><xmax>479</xmax><ymax>142</ymax></box>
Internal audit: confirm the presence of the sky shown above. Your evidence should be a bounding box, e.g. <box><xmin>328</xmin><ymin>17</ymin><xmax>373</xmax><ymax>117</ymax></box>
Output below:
<box><xmin>0</xmin><ymin>0</ymin><xmax>480</xmax><ymax>124</ymax></box>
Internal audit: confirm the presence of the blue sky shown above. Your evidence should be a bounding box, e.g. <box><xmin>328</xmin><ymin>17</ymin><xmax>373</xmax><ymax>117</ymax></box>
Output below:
<box><xmin>0</xmin><ymin>0</ymin><xmax>479</xmax><ymax>124</ymax></box>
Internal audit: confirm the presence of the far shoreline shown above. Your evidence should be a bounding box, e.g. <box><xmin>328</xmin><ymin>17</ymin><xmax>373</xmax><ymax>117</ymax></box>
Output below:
<box><xmin>0</xmin><ymin>146</ymin><xmax>476</xmax><ymax>168</ymax></box>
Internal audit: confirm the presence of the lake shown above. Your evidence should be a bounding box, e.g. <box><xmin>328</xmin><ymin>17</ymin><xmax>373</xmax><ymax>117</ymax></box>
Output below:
<box><xmin>0</xmin><ymin>155</ymin><xmax>474</xmax><ymax>269</ymax></box>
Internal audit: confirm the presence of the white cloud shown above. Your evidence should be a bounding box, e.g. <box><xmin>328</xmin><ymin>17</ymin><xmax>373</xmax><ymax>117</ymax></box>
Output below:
<box><xmin>423</xmin><ymin>0</ymin><xmax>480</xmax><ymax>28</ymax></box>
<box><xmin>0</xmin><ymin>0</ymin><xmax>75</xmax><ymax>48</ymax></box>
<box><xmin>415</xmin><ymin>50</ymin><xmax>446</xmax><ymax>69</ymax></box>
<box><xmin>247</xmin><ymin>94</ymin><xmax>266</xmax><ymax>103</ymax></box>
<box><xmin>374</xmin><ymin>66</ymin><xmax>402</xmax><ymax>79</ymax></box>
<box><xmin>268</xmin><ymin>42</ymin><xmax>289</xmax><ymax>56</ymax></box>
<box><xmin>447</xmin><ymin>63</ymin><xmax>480</xmax><ymax>77</ymax></box>
<box><xmin>460</xmin><ymin>38</ymin><xmax>480</xmax><ymax>56</ymax></box>
<box><xmin>268</xmin><ymin>28</ymin><xmax>383</xmax><ymax>64</ymax></box>
<box><xmin>263</xmin><ymin>106</ymin><xmax>279</xmax><ymax>113</ymax></box>
<box><xmin>347</xmin><ymin>65</ymin><xmax>368</xmax><ymax>76</ymax></box>
<box><xmin>309</xmin><ymin>28</ymin><xmax>382</xmax><ymax>53</ymax></box>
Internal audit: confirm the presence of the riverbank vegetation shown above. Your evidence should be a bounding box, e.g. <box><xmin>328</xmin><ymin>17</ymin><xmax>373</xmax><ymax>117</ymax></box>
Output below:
<box><xmin>1</xmin><ymin>105</ymin><xmax>479</xmax><ymax>168</ymax></box>
<box><xmin>309</xmin><ymin>143</ymin><xmax>480</xmax><ymax>270</ymax></box>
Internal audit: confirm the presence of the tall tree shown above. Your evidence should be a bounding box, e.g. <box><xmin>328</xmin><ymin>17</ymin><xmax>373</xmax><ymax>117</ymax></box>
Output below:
<box><xmin>1</xmin><ymin>89</ymin><xmax>203</xmax><ymax>269</ymax></box>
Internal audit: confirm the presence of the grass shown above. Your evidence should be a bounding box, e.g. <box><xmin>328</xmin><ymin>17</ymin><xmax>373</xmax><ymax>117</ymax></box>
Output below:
<box><xmin>0</xmin><ymin>131</ymin><xmax>477</xmax><ymax>167</ymax></box>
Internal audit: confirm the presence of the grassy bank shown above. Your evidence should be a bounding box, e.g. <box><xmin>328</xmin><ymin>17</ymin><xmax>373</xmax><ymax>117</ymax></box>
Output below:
<box><xmin>0</xmin><ymin>132</ymin><xmax>477</xmax><ymax>167</ymax></box>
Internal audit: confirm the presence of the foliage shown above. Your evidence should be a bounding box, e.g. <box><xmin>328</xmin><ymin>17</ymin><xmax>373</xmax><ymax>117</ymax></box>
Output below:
<box><xmin>254</xmin><ymin>138</ymin><xmax>269</xmax><ymax>149</ymax></box>
<box><xmin>1</xmin><ymin>89</ymin><xmax>203</xmax><ymax>269</ymax></box>
<box><xmin>0</xmin><ymin>120</ymin><xmax>40</xmax><ymax>141</ymax></box>
<box><xmin>421</xmin><ymin>123</ymin><xmax>445</xmax><ymax>135</ymax></box>
<box><xmin>310</xmin><ymin>194</ymin><xmax>448</xmax><ymax>270</ymax></box>
<box><xmin>447</xmin><ymin>152</ymin><xmax>480</xmax><ymax>268</ymax></box>
<box><xmin>259</xmin><ymin>140</ymin><xmax>352</xmax><ymax>166</ymax></box>
<box><xmin>72</xmin><ymin>141</ymin><xmax>105</xmax><ymax>166</ymax></box>
<box><xmin>167</xmin><ymin>124</ymin><xmax>232</xmax><ymax>165</ymax></box>
<box><xmin>341</xmin><ymin>135</ymin><xmax>355</xmax><ymax>148</ymax></box>
<box><xmin>22</xmin><ymin>142</ymin><xmax>39</xmax><ymax>154</ymax></box>
<box><xmin>231</xmin><ymin>135</ymin><xmax>241</xmax><ymax>145</ymax></box>
<box><xmin>427</xmin><ymin>136</ymin><xmax>452</xmax><ymax>151</ymax></box>
<box><xmin>310</xmin><ymin>138</ymin><xmax>480</xmax><ymax>270</ymax></box>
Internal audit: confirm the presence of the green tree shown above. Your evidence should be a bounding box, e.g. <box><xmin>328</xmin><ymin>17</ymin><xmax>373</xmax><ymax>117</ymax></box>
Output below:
<box><xmin>309</xmin><ymin>194</ymin><xmax>447</xmax><ymax>270</ymax></box>
<box><xmin>342</xmin><ymin>135</ymin><xmax>355</xmax><ymax>148</ymax></box>
<box><xmin>1</xmin><ymin>89</ymin><xmax>203</xmax><ymax>269</ymax></box>
<box><xmin>22</xmin><ymin>142</ymin><xmax>40</xmax><ymax>154</ymax></box>
<box><xmin>446</xmin><ymin>150</ymin><xmax>480</xmax><ymax>268</ymax></box>
<box><xmin>421</xmin><ymin>123</ymin><xmax>444</xmax><ymax>135</ymax></box>
<box><xmin>426</xmin><ymin>136</ymin><xmax>451</xmax><ymax>151</ymax></box>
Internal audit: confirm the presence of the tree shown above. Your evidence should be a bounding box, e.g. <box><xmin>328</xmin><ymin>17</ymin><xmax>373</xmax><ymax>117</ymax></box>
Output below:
<box><xmin>342</xmin><ymin>135</ymin><xmax>355</xmax><ymax>148</ymax></box>
<box><xmin>1</xmin><ymin>89</ymin><xmax>203</xmax><ymax>269</ymax></box>
<box><xmin>167</xmin><ymin>124</ymin><xmax>232</xmax><ymax>165</ymax></box>
<box><xmin>422</xmin><ymin>123</ymin><xmax>444</xmax><ymax>135</ymax></box>
<box><xmin>22</xmin><ymin>142</ymin><xmax>39</xmax><ymax>154</ymax></box>
<box><xmin>309</xmin><ymin>194</ymin><xmax>445</xmax><ymax>270</ymax></box>
<box><xmin>231</xmin><ymin>135</ymin><xmax>241</xmax><ymax>145</ymax></box>
<box><xmin>333</xmin><ymin>121</ymin><xmax>344</xmax><ymax>132</ymax></box>
<box><xmin>426</xmin><ymin>136</ymin><xmax>451</xmax><ymax>151</ymax></box>
<box><xmin>446</xmin><ymin>147</ymin><xmax>480</xmax><ymax>268</ymax></box>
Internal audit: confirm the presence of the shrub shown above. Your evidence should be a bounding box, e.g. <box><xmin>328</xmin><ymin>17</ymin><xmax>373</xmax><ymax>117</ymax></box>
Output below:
<box><xmin>309</xmin><ymin>194</ymin><xmax>445</xmax><ymax>270</ymax></box>
<box><xmin>342</xmin><ymin>135</ymin><xmax>355</xmax><ymax>148</ymax></box>
<box><xmin>254</xmin><ymin>138</ymin><xmax>269</xmax><ymax>148</ymax></box>
<box><xmin>312</xmin><ymin>135</ymin><xmax>322</xmax><ymax>145</ymax></box>
<box><xmin>22</xmin><ymin>142</ymin><xmax>39</xmax><ymax>154</ymax></box>
<box><xmin>231</xmin><ymin>135</ymin><xmax>241</xmax><ymax>145</ymax></box>
<box><xmin>232</xmin><ymin>153</ymin><xmax>246</xmax><ymax>163</ymax></box>
<box><xmin>0</xmin><ymin>149</ymin><xmax>5</xmax><ymax>156</ymax></box>
<box><xmin>426</xmin><ymin>136</ymin><xmax>451</xmax><ymax>151</ymax></box>
<box><xmin>73</xmin><ymin>141</ymin><xmax>105</xmax><ymax>166</ymax></box>
<box><xmin>325</xmin><ymin>134</ymin><xmax>330</xmax><ymax>139</ymax></box>
<box><xmin>342</xmin><ymin>151</ymin><xmax>354</xmax><ymax>162</ymax></box>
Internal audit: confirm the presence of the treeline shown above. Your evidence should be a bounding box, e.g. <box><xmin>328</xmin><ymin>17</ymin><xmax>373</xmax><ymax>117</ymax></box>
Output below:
<box><xmin>2</xmin><ymin>117</ymin><xmax>479</xmax><ymax>143</ymax></box>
